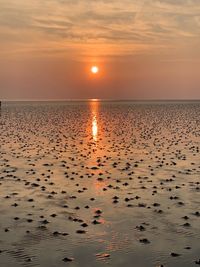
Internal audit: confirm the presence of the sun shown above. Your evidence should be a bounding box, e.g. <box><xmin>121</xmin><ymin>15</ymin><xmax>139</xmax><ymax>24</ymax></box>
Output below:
<box><xmin>91</xmin><ymin>66</ymin><xmax>99</xmax><ymax>74</ymax></box>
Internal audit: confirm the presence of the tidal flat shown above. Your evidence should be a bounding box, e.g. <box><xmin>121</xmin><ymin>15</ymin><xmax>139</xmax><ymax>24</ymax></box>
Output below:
<box><xmin>0</xmin><ymin>101</ymin><xmax>200</xmax><ymax>267</ymax></box>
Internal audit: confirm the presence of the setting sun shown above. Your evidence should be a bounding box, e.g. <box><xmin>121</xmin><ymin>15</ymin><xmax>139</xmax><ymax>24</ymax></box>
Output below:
<box><xmin>91</xmin><ymin>66</ymin><xmax>99</xmax><ymax>74</ymax></box>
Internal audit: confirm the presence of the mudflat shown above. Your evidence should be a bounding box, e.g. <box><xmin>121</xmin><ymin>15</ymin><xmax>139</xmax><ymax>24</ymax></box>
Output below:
<box><xmin>0</xmin><ymin>101</ymin><xmax>200</xmax><ymax>267</ymax></box>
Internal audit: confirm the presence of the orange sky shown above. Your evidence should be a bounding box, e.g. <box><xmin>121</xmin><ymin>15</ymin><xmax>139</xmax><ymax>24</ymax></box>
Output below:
<box><xmin>0</xmin><ymin>0</ymin><xmax>200</xmax><ymax>99</ymax></box>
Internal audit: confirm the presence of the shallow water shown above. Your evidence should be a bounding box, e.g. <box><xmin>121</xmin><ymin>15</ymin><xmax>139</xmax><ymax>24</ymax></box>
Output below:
<box><xmin>0</xmin><ymin>101</ymin><xmax>200</xmax><ymax>267</ymax></box>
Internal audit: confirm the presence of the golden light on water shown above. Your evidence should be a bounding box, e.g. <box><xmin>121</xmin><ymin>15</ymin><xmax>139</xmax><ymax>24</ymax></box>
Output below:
<box><xmin>90</xmin><ymin>100</ymin><xmax>99</xmax><ymax>141</ymax></box>
<box><xmin>92</xmin><ymin>115</ymin><xmax>98</xmax><ymax>141</ymax></box>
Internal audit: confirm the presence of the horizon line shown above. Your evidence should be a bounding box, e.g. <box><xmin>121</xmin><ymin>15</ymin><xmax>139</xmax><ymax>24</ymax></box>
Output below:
<box><xmin>1</xmin><ymin>98</ymin><xmax>200</xmax><ymax>103</ymax></box>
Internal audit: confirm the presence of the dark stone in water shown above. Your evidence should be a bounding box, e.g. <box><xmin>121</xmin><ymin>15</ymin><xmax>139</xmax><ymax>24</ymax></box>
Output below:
<box><xmin>171</xmin><ymin>252</ymin><xmax>181</xmax><ymax>257</ymax></box>
<box><xmin>95</xmin><ymin>209</ymin><xmax>102</xmax><ymax>215</ymax></box>
<box><xmin>92</xmin><ymin>220</ymin><xmax>101</xmax><ymax>225</ymax></box>
<box><xmin>76</xmin><ymin>230</ymin><xmax>86</xmax><ymax>234</ymax></box>
<box><xmin>136</xmin><ymin>225</ymin><xmax>146</xmax><ymax>231</ymax></box>
<box><xmin>184</xmin><ymin>246</ymin><xmax>191</xmax><ymax>250</ymax></box>
<box><xmin>194</xmin><ymin>211</ymin><xmax>200</xmax><ymax>217</ymax></box>
<box><xmin>139</xmin><ymin>238</ymin><xmax>150</xmax><ymax>244</ymax></box>
<box><xmin>195</xmin><ymin>259</ymin><xmax>200</xmax><ymax>265</ymax></box>
<box><xmin>41</xmin><ymin>219</ymin><xmax>49</xmax><ymax>224</ymax></box>
<box><xmin>26</xmin><ymin>258</ymin><xmax>32</xmax><ymax>262</ymax></box>
<box><xmin>53</xmin><ymin>231</ymin><xmax>60</xmax><ymax>236</ymax></box>
<box><xmin>183</xmin><ymin>222</ymin><xmax>191</xmax><ymax>227</ymax></box>
<box><xmin>62</xmin><ymin>257</ymin><xmax>74</xmax><ymax>262</ymax></box>
<box><xmin>81</xmin><ymin>223</ymin><xmax>88</xmax><ymax>228</ymax></box>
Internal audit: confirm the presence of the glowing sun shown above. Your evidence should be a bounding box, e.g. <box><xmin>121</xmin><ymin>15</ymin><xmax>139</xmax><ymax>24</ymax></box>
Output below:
<box><xmin>91</xmin><ymin>66</ymin><xmax>99</xmax><ymax>74</ymax></box>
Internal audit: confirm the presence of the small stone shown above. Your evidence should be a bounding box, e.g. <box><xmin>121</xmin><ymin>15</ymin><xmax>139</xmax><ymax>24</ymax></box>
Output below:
<box><xmin>92</xmin><ymin>220</ymin><xmax>101</xmax><ymax>225</ymax></box>
<box><xmin>171</xmin><ymin>252</ymin><xmax>181</xmax><ymax>257</ymax></box>
<box><xmin>76</xmin><ymin>230</ymin><xmax>86</xmax><ymax>234</ymax></box>
<box><xmin>81</xmin><ymin>223</ymin><xmax>88</xmax><ymax>228</ymax></box>
<box><xmin>136</xmin><ymin>225</ymin><xmax>146</xmax><ymax>231</ymax></box>
<box><xmin>195</xmin><ymin>259</ymin><xmax>200</xmax><ymax>265</ymax></box>
<box><xmin>139</xmin><ymin>238</ymin><xmax>150</xmax><ymax>244</ymax></box>
<box><xmin>62</xmin><ymin>257</ymin><xmax>74</xmax><ymax>262</ymax></box>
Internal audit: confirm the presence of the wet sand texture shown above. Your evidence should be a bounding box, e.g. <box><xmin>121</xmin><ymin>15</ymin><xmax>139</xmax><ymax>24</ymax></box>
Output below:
<box><xmin>0</xmin><ymin>101</ymin><xmax>200</xmax><ymax>267</ymax></box>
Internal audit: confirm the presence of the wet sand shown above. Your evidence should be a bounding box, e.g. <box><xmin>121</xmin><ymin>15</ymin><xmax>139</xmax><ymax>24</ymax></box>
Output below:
<box><xmin>0</xmin><ymin>101</ymin><xmax>200</xmax><ymax>267</ymax></box>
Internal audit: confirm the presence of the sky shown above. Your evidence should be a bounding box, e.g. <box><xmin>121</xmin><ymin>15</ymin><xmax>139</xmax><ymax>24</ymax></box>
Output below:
<box><xmin>0</xmin><ymin>0</ymin><xmax>200</xmax><ymax>100</ymax></box>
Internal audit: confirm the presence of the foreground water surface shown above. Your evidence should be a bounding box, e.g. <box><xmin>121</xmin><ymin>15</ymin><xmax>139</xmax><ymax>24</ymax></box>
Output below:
<box><xmin>0</xmin><ymin>101</ymin><xmax>200</xmax><ymax>267</ymax></box>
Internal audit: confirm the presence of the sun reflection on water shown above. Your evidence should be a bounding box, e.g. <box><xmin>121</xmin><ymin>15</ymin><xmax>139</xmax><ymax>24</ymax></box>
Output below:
<box><xmin>92</xmin><ymin>116</ymin><xmax>98</xmax><ymax>141</ymax></box>
<box><xmin>90</xmin><ymin>100</ymin><xmax>99</xmax><ymax>141</ymax></box>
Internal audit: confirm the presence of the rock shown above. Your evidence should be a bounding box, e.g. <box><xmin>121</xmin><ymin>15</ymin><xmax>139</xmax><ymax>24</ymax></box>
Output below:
<box><xmin>139</xmin><ymin>238</ymin><xmax>150</xmax><ymax>244</ymax></box>
<box><xmin>171</xmin><ymin>252</ymin><xmax>181</xmax><ymax>257</ymax></box>
<box><xmin>25</xmin><ymin>258</ymin><xmax>33</xmax><ymax>262</ymax></box>
<box><xmin>81</xmin><ymin>223</ymin><xmax>88</xmax><ymax>228</ymax></box>
<box><xmin>96</xmin><ymin>253</ymin><xmax>110</xmax><ymax>258</ymax></box>
<box><xmin>76</xmin><ymin>230</ymin><xmax>86</xmax><ymax>234</ymax></box>
<box><xmin>195</xmin><ymin>259</ymin><xmax>200</xmax><ymax>265</ymax></box>
<box><xmin>136</xmin><ymin>225</ymin><xmax>146</xmax><ymax>231</ymax></box>
<box><xmin>183</xmin><ymin>222</ymin><xmax>191</xmax><ymax>227</ymax></box>
<box><xmin>62</xmin><ymin>257</ymin><xmax>74</xmax><ymax>262</ymax></box>
<box><xmin>95</xmin><ymin>209</ymin><xmax>102</xmax><ymax>215</ymax></box>
<box><xmin>92</xmin><ymin>220</ymin><xmax>101</xmax><ymax>225</ymax></box>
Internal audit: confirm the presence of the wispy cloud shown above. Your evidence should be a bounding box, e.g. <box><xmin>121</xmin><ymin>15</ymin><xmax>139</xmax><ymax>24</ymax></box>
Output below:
<box><xmin>0</xmin><ymin>0</ymin><xmax>200</xmax><ymax>60</ymax></box>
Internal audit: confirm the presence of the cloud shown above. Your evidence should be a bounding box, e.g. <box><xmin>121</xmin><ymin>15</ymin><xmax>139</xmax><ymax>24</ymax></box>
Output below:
<box><xmin>0</xmin><ymin>0</ymin><xmax>200</xmax><ymax>61</ymax></box>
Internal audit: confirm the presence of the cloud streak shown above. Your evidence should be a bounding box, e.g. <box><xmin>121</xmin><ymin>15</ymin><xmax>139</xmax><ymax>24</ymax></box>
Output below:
<box><xmin>0</xmin><ymin>0</ymin><xmax>199</xmax><ymax>59</ymax></box>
